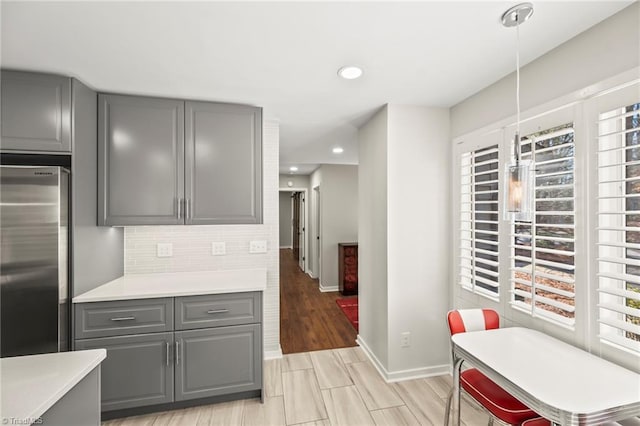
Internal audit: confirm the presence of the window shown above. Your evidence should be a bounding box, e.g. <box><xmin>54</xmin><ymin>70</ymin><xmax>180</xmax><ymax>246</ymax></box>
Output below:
<box><xmin>460</xmin><ymin>145</ymin><xmax>500</xmax><ymax>298</ymax></box>
<box><xmin>597</xmin><ymin>100</ymin><xmax>640</xmax><ymax>353</ymax></box>
<box><xmin>510</xmin><ymin>123</ymin><xmax>576</xmax><ymax>326</ymax></box>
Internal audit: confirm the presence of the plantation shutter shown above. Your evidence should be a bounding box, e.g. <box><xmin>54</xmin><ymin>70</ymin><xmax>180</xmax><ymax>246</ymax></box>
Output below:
<box><xmin>597</xmin><ymin>96</ymin><xmax>640</xmax><ymax>353</ymax></box>
<box><xmin>460</xmin><ymin>145</ymin><xmax>500</xmax><ymax>297</ymax></box>
<box><xmin>510</xmin><ymin>124</ymin><xmax>576</xmax><ymax>325</ymax></box>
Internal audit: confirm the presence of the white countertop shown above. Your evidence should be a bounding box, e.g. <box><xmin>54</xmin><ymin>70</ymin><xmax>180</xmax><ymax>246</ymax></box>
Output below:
<box><xmin>1</xmin><ymin>349</ymin><xmax>106</xmax><ymax>424</ymax></box>
<box><xmin>73</xmin><ymin>268</ymin><xmax>267</xmax><ymax>303</ymax></box>
<box><xmin>452</xmin><ymin>327</ymin><xmax>640</xmax><ymax>422</ymax></box>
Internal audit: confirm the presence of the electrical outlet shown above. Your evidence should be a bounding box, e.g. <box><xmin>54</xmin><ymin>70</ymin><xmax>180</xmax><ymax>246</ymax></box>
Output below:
<box><xmin>400</xmin><ymin>332</ymin><xmax>411</xmax><ymax>348</ymax></box>
<box><xmin>249</xmin><ymin>240</ymin><xmax>267</xmax><ymax>254</ymax></box>
<box><xmin>156</xmin><ymin>243</ymin><xmax>173</xmax><ymax>258</ymax></box>
<box><xmin>212</xmin><ymin>242</ymin><xmax>226</xmax><ymax>256</ymax></box>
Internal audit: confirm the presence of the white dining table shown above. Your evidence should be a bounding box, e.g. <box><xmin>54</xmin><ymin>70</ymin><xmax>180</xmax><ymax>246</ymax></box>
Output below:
<box><xmin>451</xmin><ymin>327</ymin><xmax>640</xmax><ymax>425</ymax></box>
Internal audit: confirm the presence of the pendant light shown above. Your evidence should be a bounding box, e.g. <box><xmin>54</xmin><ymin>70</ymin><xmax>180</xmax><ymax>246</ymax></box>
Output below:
<box><xmin>502</xmin><ymin>3</ymin><xmax>534</xmax><ymax>222</ymax></box>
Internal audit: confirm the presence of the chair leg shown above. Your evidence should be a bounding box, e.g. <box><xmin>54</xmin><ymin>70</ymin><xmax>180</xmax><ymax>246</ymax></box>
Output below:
<box><xmin>443</xmin><ymin>388</ymin><xmax>453</xmax><ymax>426</ymax></box>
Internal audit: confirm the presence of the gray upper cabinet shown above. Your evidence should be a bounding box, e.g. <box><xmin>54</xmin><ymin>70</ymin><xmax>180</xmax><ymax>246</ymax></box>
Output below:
<box><xmin>97</xmin><ymin>94</ymin><xmax>262</xmax><ymax>227</ymax></box>
<box><xmin>185</xmin><ymin>102</ymin><xmax>262</xmax><ymax>224</ymax></box>
<box><xmin>98</xmin><ymin>94</ymin><xmax>184</xmax><ymax>226</ymax></box>
<box><xmin>1</xmin><ymin>70</ymin><xmax>71</xmax><ymax>152</ymax></box>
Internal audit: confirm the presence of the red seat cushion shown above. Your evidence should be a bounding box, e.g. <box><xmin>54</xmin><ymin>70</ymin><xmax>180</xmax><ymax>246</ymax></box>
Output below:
<box><xmin>461</xmin><ymin>368</ymin><xmax>537</xmax><ymax>424</ymax></box>
<box><xmin>521</xmin><ymin>418</ymin><xmax>551</xmax><ymax>426</ymax></box>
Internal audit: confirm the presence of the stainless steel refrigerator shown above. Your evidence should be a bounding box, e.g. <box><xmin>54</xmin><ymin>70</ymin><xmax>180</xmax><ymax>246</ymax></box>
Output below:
<box><xmin>1</xmin><ymin>165</ymin><xmax>70</xmax><ymax>357</ymax></box>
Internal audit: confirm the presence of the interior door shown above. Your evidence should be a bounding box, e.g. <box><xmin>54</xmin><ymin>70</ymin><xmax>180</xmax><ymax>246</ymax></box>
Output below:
<box><xmin>298</xmin><ymin>192</ymin><xmax>306</xmax><ymax>271</ymax></box>
<box><xmin>292</xmin><ymin>192</ymin><xmax>300</xmax><ymax>265</ymax></box>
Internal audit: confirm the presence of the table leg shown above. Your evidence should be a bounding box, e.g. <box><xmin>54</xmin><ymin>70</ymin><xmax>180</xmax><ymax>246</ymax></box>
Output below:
<box><xmin>452</xmin><ymin>357</ymin><xmax>464</xmax><ymax>426</ymax></box>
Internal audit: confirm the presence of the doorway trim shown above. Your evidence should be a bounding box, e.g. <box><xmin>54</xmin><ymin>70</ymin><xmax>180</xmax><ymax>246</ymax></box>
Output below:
<box><xmin>278</xmin><ymin>188</ymin><xmax>309</xmax><ymax>275</ymax></box>
<box><xmin>313</xmin><ymin>185</ymin><xmax>321</xmax><ymax>284</ymax></box>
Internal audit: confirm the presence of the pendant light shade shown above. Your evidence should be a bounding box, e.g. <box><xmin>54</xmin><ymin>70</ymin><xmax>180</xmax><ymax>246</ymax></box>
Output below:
<box><xmin>502</xmin><ymin>3</ymin><xmax>534</xmax><ymax>223</ymax></box>
<box><xmin>504</xmin><ymin>158</ymin><xmax>534</xmax><ymax>222</ymax></box>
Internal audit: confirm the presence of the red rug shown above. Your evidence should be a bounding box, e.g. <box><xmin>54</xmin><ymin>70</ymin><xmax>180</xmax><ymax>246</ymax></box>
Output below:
<box><xmin>336</xmin><ymin>297</ymin><xmax>358</xmax><ymax>332</ymax></box>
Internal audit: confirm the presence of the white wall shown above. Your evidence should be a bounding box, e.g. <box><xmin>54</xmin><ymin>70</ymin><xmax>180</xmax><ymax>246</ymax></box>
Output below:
<box><xmin>124</xmin><ymin>120</ymin><xmax>281</xmax><ymax>358</ymax></box>
<box><xmin>358</xmin><ymin>105</ymin><xmax>451</xmax><ymax>380</ymax></box>
<box><xmin>320</xmin><ymin>165</ymin><xmax>358</xmax><ymax>291</ymax></box>
<box><xmin>279</xmin><ymin>192</ymin><xmax>292</xmax><ymax>248</ymax></box>
<box><xmin>451</xmin><ymin>3</ymin><xmax>639</xmax><ymax>138</ymax></box>
<box><xmin>358</xmin><ymin>106</ymin><xmax>389</xmax><ymax>369</ymax></box>
<box><xmin>279</xmin><ymin>174</ymin><xmax>311</xmax><ymax>190</ymax></box>
<box><xmin>386</xmin><ymin>105</ymin><xmax>451</xmax><ymax>374</ymax></box>
<box><xmin>308</xmin><ymin>165</ymin><xmax>358</xmax><ymax>290</ymax></box>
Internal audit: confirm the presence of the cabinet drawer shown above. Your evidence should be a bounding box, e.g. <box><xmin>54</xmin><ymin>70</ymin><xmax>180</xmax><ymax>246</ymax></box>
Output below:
<box><xmin>175</xmin><ymin>292</ymin><xmax>261</xmax><ymax>330</ymax></box>
<box><xmin>75</xmin><ymin>299</ymin><xmax>173</xmax><ymax>339</ymax></box>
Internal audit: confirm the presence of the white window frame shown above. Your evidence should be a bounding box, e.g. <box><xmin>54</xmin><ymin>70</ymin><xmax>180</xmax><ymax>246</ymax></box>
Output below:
<box><xmin>453</xmin><ymin>129</ymin><xmax>504</xmax><ymax>307</ymax></box>
<box><xmin>504</xmin><ymin>106</ymin><xmax>582</xmax><ymax>330</ymax></box>
<box><xmin>587</xmin><ymin>79</ymin><xmax>640</xmax><ymax>368</ymax></box>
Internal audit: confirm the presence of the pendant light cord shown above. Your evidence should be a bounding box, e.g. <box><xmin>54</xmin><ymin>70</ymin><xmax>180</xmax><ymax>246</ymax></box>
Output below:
<box><xmin>514</xmin><ymin>14</ymin><xmax>521</xmax><ymax>163</ymax></box>
<box><xmin>516</xmin><ymin>18</ymin><xmax>521</xmax><ymax>138</ymax></box>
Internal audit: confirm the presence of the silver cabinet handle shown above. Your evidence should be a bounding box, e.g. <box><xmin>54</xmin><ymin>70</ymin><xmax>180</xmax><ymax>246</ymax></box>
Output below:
<box><xmin>186</xmin><ymin>199</ymin><xmax>191</xmax><ymax>220</ymax></box>
<box><xmin>207</xmin><ymin>309</ymin><xmax>229</xmax><ymax>314</ymax></box>
<box><xmin>175</xmin><ymin>341</ymin><xmax>180</xmax><ymax>365</ymax></box>
<box><xmin>110</xmin><ymin>316</ymin><xmax>135</xmax><ymax>322</ymax></box>
<box><xmin>177</xmin><ymin>198</ymin><xmax>182</xmax><ymax>219</ymax></box>
<box><xmin>166</xmin><ymin>342</ymin><xmax>170</xmax><ymax>366</ymax></box>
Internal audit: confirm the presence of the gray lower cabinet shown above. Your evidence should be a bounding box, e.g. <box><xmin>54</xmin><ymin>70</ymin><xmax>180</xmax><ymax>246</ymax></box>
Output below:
<box><xmin>98</xmin><ymin>94</ymin><xmax>185</xmax><ymax>226</ymax></box>
<box><xmin>75</xmin><ymin>332</ymin><xmax>174</xmax><ymax>411</ymax></box>
<box><xmin>74</xmin><ymin>292</ymin><xmax>262</xmax><ymax>415</ymax></box>
<box><xmin>97</xmin><ymin>94</ymin><xmax>262</xmax><ymax>226</ymax></box>
<box><xmin>1</xmin><ymin>70</ymin><xmax>72</xmax><ymax>152</ymax></box>
<box><xmin>175</xmin><ymin>324</ymin><xmax>261</xmax><ymax>401</ymax></box>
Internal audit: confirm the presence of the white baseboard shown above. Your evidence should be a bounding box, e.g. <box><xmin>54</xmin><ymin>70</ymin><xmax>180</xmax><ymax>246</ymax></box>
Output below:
<box><xmin>279</xmin><ymin>245</ymin><xmax>292</xmax><ymax>249</ymax></box>
<box><xmin>356</xmin><ymin>336</ymin><xmax>450</xmax><ymax>383</ymax></box>
<box><xmin>264</xmin><ymin>345</ymin><xmax>283</xmax><ymax>360</ymax></box>
<box><xmin>319</xmin><ymin>283</ymin><xmax>338</xmax><ymax>292</ymax></box>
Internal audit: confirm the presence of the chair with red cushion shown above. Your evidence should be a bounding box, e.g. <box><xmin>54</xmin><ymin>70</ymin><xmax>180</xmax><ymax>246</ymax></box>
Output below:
<box><xmin>444</xmin><ymin>309</ymin><xmax>539</xmax><ymax>426</ymax></box>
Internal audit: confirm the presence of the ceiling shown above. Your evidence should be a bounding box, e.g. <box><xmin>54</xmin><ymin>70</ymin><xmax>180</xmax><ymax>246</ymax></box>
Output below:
<box><xmin>1</xmin><ymin>1</ymin><xmax>632</xmax><ymax>175</ymax></box>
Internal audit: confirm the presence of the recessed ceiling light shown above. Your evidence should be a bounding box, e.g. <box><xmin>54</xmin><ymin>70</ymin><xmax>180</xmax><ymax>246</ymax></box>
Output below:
<box><xmin>337</xmin><ymin>66</ymin><xmax>363</xmax><ymax>80</ymax></box>
<box><xmin>289</xmin><ymin>166</ymin><xmax>298</xmax><ymax>172</ymax></box>
<box><xmin>332</xmin><ymin>147</ymin><xmax>344</xmax><ymax>154</ymax></box>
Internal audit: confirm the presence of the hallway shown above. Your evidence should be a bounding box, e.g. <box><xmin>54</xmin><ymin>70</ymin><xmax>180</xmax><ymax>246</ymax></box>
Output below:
<box><xmin>280</xmin><ymin>249</ymin><xmax>357</xmax><ymax>354</ymax></box>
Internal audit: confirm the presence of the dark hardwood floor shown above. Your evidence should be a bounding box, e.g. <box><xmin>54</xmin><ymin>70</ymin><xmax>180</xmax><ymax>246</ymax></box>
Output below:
<box><xmin>280</xmin><ymin>249</ymin><xmax>357</xmax><ymax>354</ymax></box>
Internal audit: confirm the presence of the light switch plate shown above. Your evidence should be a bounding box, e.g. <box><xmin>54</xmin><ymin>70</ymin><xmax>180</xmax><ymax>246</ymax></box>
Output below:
<box><xmin>157</xmin><ymin>243</ymin><xmax>173</xmax><ymax>257</ymax></box>
<box><xmin>249</xmin><ymin>240</ymin><xmax>267</xmax><ymax>254</ymax></box>
<box><xmin>212</xmin><ymin>242</ymin><xmax>226</xmax><ymax>256</ymax></box>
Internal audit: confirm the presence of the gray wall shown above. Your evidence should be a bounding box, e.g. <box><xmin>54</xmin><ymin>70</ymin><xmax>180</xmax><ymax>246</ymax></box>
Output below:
<box><xmin>71</xmin><ymin>78</ymin><xmax>124</xmax><ymax>296</ymax></box>
<box><xmin>279</xmin><ymin>192</ymin><xmax>292</xmax><ymax>248</ymax></box>
<box><xmin>451</xmin><ymin>3</ymin><xmax>639</xmax><ymax>138</ymax></box>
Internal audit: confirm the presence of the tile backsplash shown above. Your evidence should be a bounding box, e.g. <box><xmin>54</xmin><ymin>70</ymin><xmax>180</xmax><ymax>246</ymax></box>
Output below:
<box><xmin>124</xmin><ymin>225</ymin><xmax>271</xmax><ymax>274</ymax></box>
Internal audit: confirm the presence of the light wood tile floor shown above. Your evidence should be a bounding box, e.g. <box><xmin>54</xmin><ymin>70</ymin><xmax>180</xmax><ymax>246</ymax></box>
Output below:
<box><xmin>103</xmin><ymin>347</ymin><xmax>490</xmax><ymax>426</ymax></box>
